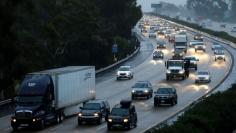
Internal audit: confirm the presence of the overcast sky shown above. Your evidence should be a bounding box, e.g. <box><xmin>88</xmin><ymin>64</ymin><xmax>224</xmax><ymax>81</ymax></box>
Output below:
<box><xmin>137</xmin><ymin>0</ymin><xmax>187</xmax><ymax>12</ymax></box>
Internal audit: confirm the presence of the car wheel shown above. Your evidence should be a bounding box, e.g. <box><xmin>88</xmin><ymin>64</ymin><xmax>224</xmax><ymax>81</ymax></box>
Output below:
<box><xmin>175</xmin><ymin>99</ymin><xmax>178</xmax><ymax>104</ymax></box>
<box><xmin>117</xmin><ymin>77</ymin><xmax>119</xmax><ymax>80</ymax></box>
<box><xmin>131</xmin><ymin>95</ymin><xmax>135</xmax><ymax>100</ymax></box>
<box><xmin>224</xmin><ymin>59</ymin><xmax>226</xmax><ymax>61</ymax></box>
<box><xmin>97</xmin><ymin>117</ymin><xmax>102</xmax><ymax>125</ymax></box>
<box><xmin>107</xmin><ymin>124</ymin><xmax>112</xmax><ymax>131</ymax></box>
<box><xmin>127</xmin><ymin>122</ymin><xmax>132</xmax><ymax>130</ymax></box>
<box><xmin>12</xmin><ymin>126</ymin><xmax>18</xmax><ymax>131</ymax></box>
<box><xmin>78</xmin><ymin>120</ymin><xmax>82</xmax><ymax>125</ymax></box>
<box><xmin>195</xmin><ymin>66</ymin><xmax>197</xmax><ymax>70</ymax></box>
<box><xmin>154</xmin><ymin>101</ymin><xmax>158</xmax><ymax>107</ymax></box>
<box><xmin>171</xmin><ymin>99</ymin><xmax>175</xmax><ymax>106</ymax></box>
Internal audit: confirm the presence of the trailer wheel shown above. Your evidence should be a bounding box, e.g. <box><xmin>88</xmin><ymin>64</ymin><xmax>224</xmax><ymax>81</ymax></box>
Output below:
<box><xmin>59</xmin><ymin>113</ymin><xmax>65</xmax><ymax>123</ymax></box>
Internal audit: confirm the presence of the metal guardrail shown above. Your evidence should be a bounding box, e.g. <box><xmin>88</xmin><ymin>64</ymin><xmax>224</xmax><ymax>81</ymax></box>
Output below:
<box><xmin>144</xmin><ymin>17</ymin><xmax>236</xmax><ymax>133</ymax></box>
<box><xmin>0</xmin><ymin>99</ymin><xmax>12</xmax><ymax>106</ymax></box>
<box><xmin>0</xmin><ymin>30</ymin><xmax>143</xmax><ymax>108</ymax></box>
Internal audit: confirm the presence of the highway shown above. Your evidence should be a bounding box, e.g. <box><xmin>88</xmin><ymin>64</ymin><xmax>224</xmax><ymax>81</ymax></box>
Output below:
<box><xmin>0</xmin><ymin>17</ymin><xmax>234</xmax><ymax>133</ymax></box>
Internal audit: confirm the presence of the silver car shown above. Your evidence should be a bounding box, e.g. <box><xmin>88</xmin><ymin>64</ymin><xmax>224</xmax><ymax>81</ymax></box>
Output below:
<box><xmin>195</xmin><ymin>71</ymin><xmax>211</xmax><ymax>83</ymax></box>
<box><xmin>131</xmin><ymin>81</ymin><xmax>153</xmax><ymax>100</ymax></box>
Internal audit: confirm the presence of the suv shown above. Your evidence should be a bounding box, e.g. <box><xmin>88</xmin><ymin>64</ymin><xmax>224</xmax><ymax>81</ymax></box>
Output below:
<box><xmin>154</xmin><ymin>87</ymin><xmax>177</xmax><ymax>107</ymax></box>
<box><xmin>117</xmin><ymin>66</ymin><xmax>133</xmax><ymax>80</ymax></box>
<box><xmin>214</xmin><ymin>50</ymin><xmax>226</xmax><ymax>61</ymax></box>
<box><xmin>153</xmin><ymin>50</ymin><xmax>164</xmax><ymax>59</ymax></box>
<box><xmin>107</xmin><ymin>100</ymin><xmax>137</xmax><ymax>130</ymax></box>
<box><xmin>156</xmin><ymin>40</ymin><xmax>166</xmax><ymax>49</ymax></box>
<box><xmin>131</xmin><ymin>81</ymin><xmax>153</xmax><ymax>100</ymax></box>
<box><xmin>183</xmin><ymin>56</ymin><xmax>199</xmax><ymax>70</ymax></box>
<box><xmin>194</xmin><ymin>34</ymin><xmax>204</xmax><ymax>41</ymax></box>
<box><xmin>194</xmin><ymin>42</ymin><xmax>206</xmax><ymax>52</ymax></box>
<box><xmin>78</xmin><ymin>99</ymin><xmax>110</xmax><ymax>125</ymax></box>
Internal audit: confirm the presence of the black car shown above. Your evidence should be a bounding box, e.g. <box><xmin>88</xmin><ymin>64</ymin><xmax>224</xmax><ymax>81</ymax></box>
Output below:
<box><xmin>153</xmin><ymin>51</ymin><xmax>164</xmax><ymax>59</ymax></box>
<box><xmin>172</xmin><ymin>49</ymin><xmax>185</xmax><ymax>59</ymax></box>
<box><xmin>194</xmin><ymin>34</ymin><xmax>204</xmax><ymax>41</ymax></box>
<box><xmin>183</xmin><ymin>56</ymin><xmax>199</xmax><ymax>70</ymax></box>
<box><xmin>78</xmin><ymin>99</ymin><xmax>110</xmax><ymax>125</ymax></box>
<box><xmin>154</xmin><ymin>87</ymin><xmax>177</xmax><ymax>107</ymax></box>
<box><xmin>131</xmin><ymin>81</ymin><xmax>153</xmax><ymax>100</ymax></box>
<box><xmin>107</xmin><ymin>100</ymin><xmax>137</xmax><ymax>130</ymax></box>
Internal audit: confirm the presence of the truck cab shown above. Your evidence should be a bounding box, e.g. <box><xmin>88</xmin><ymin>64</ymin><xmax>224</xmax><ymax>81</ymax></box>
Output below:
<box><xmin>165</xmin><ymin>59</ymin><xmax>187</xmax><ymax>80</ymax></box>
<box><xmin>11</xmin><ymin>74</ymin><xmax>60</xmax><ymax>131</ymax></box>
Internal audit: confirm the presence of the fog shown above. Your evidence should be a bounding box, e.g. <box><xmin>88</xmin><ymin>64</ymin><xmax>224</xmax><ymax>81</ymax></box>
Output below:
<box><xmin>137</xmin><ymin>0</ymin><xmax>187</xmax><ymax>12</ymax></box>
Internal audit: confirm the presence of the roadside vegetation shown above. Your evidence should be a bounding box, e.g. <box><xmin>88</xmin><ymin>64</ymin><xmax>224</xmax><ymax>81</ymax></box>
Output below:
<box><xmin>0</xmin><ymin>0</ymin><xmax>142</xmax><ymax>99</ymax></box>
<box><xmin>146</xmin><ymin>84</ymin><xmax>236</xmax><ymax>133</ymax></box>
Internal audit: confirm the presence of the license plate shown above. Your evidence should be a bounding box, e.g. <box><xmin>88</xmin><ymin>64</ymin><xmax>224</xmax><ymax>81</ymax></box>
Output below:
<box><xmin>21</xmin><ymin>124</ymin><xmax>29</xmax><ymax>126</ymax></box>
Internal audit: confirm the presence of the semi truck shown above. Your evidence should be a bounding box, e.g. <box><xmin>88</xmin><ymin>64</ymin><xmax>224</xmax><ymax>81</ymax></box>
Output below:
<box><xmin>11</xmin><ymin>66</ymin><xmax>95</xmax><ymax>130</ymax></box>
<box><xmin>174</xmin><ymin>34</ymin><xmax>188</xmax><ymax>53</ymax></box>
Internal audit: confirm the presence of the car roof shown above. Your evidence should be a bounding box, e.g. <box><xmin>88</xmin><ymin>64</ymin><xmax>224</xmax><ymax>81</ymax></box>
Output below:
<box><xmin>120</xmin><ymin>66</ymin><xmax>130</xmax><ymax>68</ymax></box>
<box><xmin>197</xmin><ymin>71</ymin><xmax>209</xmax><ymax>74</ymax></box>
<box><xmin>87</xmin><ymin>99</ymin><xmax>107</xmax><ymax>104</ymax></box>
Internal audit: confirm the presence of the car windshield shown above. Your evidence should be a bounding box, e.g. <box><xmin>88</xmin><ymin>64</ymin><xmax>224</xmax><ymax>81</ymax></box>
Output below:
<box><xmin>111</xmin><ymin>108</ymin><xmax>129</xmax><ymax>116</ymax></box>
<box><xmin>168</xmin><ymin>61</ymin><xmax>183</xmax><ymax>67</ymax></box>
<box><xmin>198</xmin><ymin>72</ymin><xmax>209</xmax><ymax>75</ymax></box>
<box><xmin>83</xmin><ymin>103</ymin><xmax>101</xmax><ymax>110</ymax></box>
<box><xmin>119</xmin><ymin>67</ymin><xmax>129</xmax><ymax>71</ymax></box>
<box><xmin>184</xmin><ymin>57</ymin><xmax>195</xmax><ymax>60</ymax></box>
<box><xmin>156</xmin><ymin>88</ymin><xmax>172</xmax><ymax>94</ymax></box>
<box><xmin>215</xmin><ymin>50</ymin><xmax>224</xmax><ymax>55</ymax></box>
<box><xmin>133</xmin><ymin>82</ymin><xmax>148</xmax><ymax>88</ymax></box>
<box><xmin>16</xmin><ymin>96</ymin><xmax>43</xmax><ymax>105</ymax></box>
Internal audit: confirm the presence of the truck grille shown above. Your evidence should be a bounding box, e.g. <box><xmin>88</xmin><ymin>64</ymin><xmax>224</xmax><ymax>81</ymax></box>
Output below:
<box><xmin>120</xmin><ymin>73</ymin><xmax>126</xmax><ymax>76</ymax></box>
<box><xmin>171</xmin><ymin>70</ymin><xmax>179</xmax><ymax>73</ymax></box>
<box><xmin>16</xmin><ymin>111</ymin><xmax>32</xmax><ymax>118</ymax></box>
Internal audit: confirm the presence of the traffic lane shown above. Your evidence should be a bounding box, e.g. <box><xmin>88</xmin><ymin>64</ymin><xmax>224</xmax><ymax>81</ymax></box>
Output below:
<box><xmin>96</xmin><ymin>40</ymin><xmax>154</xmax><ymax>83</ymax></box>
<box><xmin>38</xmin><ymin>35</ymin><xmax>230</xmax><ymax>133</ymax></box>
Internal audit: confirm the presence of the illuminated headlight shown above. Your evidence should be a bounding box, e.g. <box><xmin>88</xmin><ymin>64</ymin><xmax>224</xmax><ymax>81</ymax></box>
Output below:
<box><xmin>108</xmin><ymin>119</ymin><xmax>112</xmax><ymax>122</ymax></box>
<box><xmin>123</xmin><ymin>119</ymin><xmax>129</xmax><ymax>123</ymax></box>
<box><xmin>94</xmin><ymin>113</ymin><xmax>99</xmax><ymax>117</ymax></box>
<box><xmin>78</xmin><ymin>113</ymin><xmax>82</xmax><ymax>117</ymax></box>
<box><xmin>205</xmin><ymin>77</ymin><xmax>209</xmax><ymax>80</ymax></box>
<box><xmin>203</xmin><ymin>45</ymin><xmax>206</xmax><ymax>48</ymax></box>
<box><xmin>179</xmin><ymin>70</ymin><xmax>184</xmax><ymax>74</ymax></box>
<box><xmin>32</xmin><ymin>118</ymin><xmax>36</xmax><ymax>122</ymax></box>
<box><xmin>132</xmin><ymin>90</ymin><xmax>135</xmax><ymax>93</ymax></box>
<box><xmin>167</xmin><ymin>70</ymin><xmax>171</xmax><ymax>74</ymax></box>
<box><xmin>180</xmin><ymin>53</ymin><xmax>183</xmax><ymax>56</ymax></box>
<box><xmin>144</xmin><ymin>89</ymin><xmax>149</xmax><ymax>93</ymax></box>
<box><xmin>12</xmin><ymin>118</ymin><xmax>16</xmax><ymax>123</ymax></box>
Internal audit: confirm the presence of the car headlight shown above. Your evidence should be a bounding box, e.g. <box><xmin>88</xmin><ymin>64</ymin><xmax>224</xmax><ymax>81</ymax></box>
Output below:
<box><xmin>12</xmin><ymin>118</ymin><xmax>17</xmax><ymax>122</ymax></box>
<box><xmin>144</xmin><ymin>89</ymin><xmax>149</xmax><ymax>93</ymax></box>
<box><xmin>78</xmin><ymin>113</ymin><xmax>82</xmax><ymax>117</ymax></box>
<box><xmin>205</xmin><ymin>77</ymin><xmax>209</xmax><ymax>80</ymax></box>
<box><xmin>123</xmin><ymin>119</ymin><xmax>129</xmax><ymax>123</ymax></box>
<box><xmin>108</xmin><ymin>118</ymin><xmax>112</xmax><ymax>122</ymax></box>
<box><xmin>203</xmin><ymin>45</ymin><xmax>206</xmax><ymax>48</ymax></box>
<box><xmin>94</xmin><ymin>113</ymin><xmax>99</xmax><ymax>117</ymax></box>
<box><xmin>179</xmin><ymin>70</ymin><xmax>184</xmax><ymax>74</ymax></box>
<box><xmin>132</xmin><ymin>90</ymin><xmax>135</xmax><ymax>93</ymax></box>
<box><xmin>180</xmin><ymin>53</ymin><xmax>183</xmax><ymax>56</ymax></box>
<box><xmin>167</xmin><ymin>70</ymin><xmax>171</xmax><ymax>74</ymax></box>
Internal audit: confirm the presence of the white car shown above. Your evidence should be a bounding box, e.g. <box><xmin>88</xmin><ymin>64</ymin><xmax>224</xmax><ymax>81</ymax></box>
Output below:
<box><xmin>195</xmin><ymin>71</ymin><xmax>211</xmax><ymax>83</ymax></box>
<box><xmin>214</xmin><ymin>50</ymin><xmax>226</xmax><ymax>61</ymax></box>
<box><xmin>117</xmin><ymin>66</ymin><xmax>133</xmax><ymax>80</ymax></box>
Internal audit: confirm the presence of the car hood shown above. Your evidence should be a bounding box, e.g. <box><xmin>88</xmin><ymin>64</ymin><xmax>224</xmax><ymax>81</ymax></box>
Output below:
<box><xmin>80</xmin><ymin>109</ymin><xmax>99</xmax><ymax>115</ymax></box>
<box><xmin>132</xmin><ymin>88</ymin><xmax>148</xmax><ymax>91</ymax></box>
<box><xmin>197</xmin><ymin>75</ymin><xmax>209</xmax><ymax>79</ymax></box>
<box><xmin>168</xmin><ymin>66</ymin><xmax>182</xmax><ymax>70</ymax></box>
